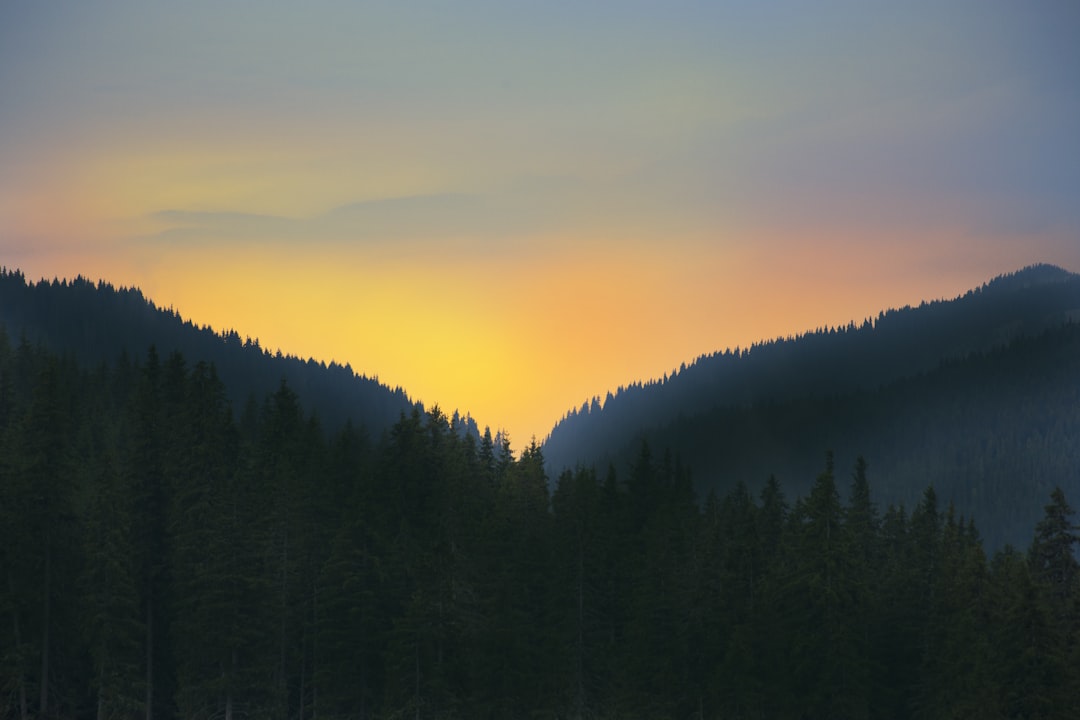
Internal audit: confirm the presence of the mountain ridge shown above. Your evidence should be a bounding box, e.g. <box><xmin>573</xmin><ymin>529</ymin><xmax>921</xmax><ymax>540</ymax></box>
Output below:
<box><xmin>542</xmin><ymin>262</ymin><xmax>1080</xmax><ymax>549</ymax></box>
<box><xmin>3</xmin><ymin>259</ymin><xmax>1077</xmax><ymax>548</ymax></box>
<box><xmin>0</xmin><ymin>266</ymin><xmax>451</xmax><ymax>437</ymax></box>
<box><xmin>544</xmin><ymin>263</ymin><xmax>1080</xmax><ymax>463</ymax></box>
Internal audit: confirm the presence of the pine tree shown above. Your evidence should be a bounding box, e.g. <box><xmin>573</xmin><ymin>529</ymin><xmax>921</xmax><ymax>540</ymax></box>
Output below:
<box><xmin>252</xmin><ymin>379</ymin><xmax>320</xmax><ymax>720</ymax></box>
<box><xmin>316</xmin><ymin>503</ymin><xmax>385</xmax><ymax>719</ymax></box>
<box><xmin>618</xmin><ymin>447</ymin><xmax>697</xmax><ymax>718</ymax></box>
<box><xmin>843</xmin><ymin>456</ymin><xmax>879</xmax><ymax>717</ymax></box>
<box><xmin>874</xmin><ymin>503</ymin><xmax>922</xmax><ymax>719</ymax></box>
<box><xmin>379</xmin><ymin>408</ymin><xmax>464</xmax><ymax>717</ymax></box>
<box><xmin>1025</xmin><ymin>487</ymin><xmax>1080</xmax><ymax>716</ymax></box>
<box><xmin>169</xmin><ymin>361</ymin><xmax>261</xmax><ymax>720</ymax></box>
<box><xmin>0</xmin><ymin>341</ymin><xmax>35</xmax><ymax>720</ymax></box>
<box><xmin>4</xmin><ymin>356</ymin><xmax>78</xmax><ymax>719</ymax></box>
<box><xmin>552</xmin><ymin>466</ymin><xmax>611</xmax><ymax>719</ymax></box>
<box><xmin>312</xmin><ymin>421</ymin><xmax>379</xmax><ymax>718</ymax></box>
<box><xmin>909</xmin><ymin>487</ymin><xmax>943</xmax><ymax>666</ymax></box>
<box><xmin>779</xmin><ymin>452</ymin><xmax>863</xmax><ymax>718</ymax></box>
<box><xmin>1028</xmin><ymin>487</ymin><xmax>1080</xmax><ymax>607</ymax></box>
<box><xmin>914</xmin><ymin>506</ymin><xmax>997</xmax><ymax>718</ymax></box>
<box><xmin>126</xmin><ymin>347</ymin><xmax>176</xmax><ymax>720</ymax></box>
<box><xmin>80</xmin><ymin>377</ymin><xmax>144</xmax><ymax>719</ymax></box>
<box><xmin>712</xmin><ymin>480</ymin><xmax>768</xmax><ymax>717</ymax></box>
<box><xmin>988</xmin><ymin>547</ymin><xmax>1066</xmax><ymax>718</ymax></box>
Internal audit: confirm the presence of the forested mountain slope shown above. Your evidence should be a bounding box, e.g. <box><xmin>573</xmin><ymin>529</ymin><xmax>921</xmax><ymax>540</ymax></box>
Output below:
<box><xmin>545</xmin><ymin>264</ymin><xmax>1080</xmax><ymax>549</ymax></box>
<box><xmin>0</xmin><ymin>267</ymin><xmax>423</xmax><ymax>435</ymax></box>
<box><xmin>2</xmin><ymin>335</ymin><xmax>1078</xmax><ymax>719</ymax></box>
<box><xmin>615</xmin><ymin>322</ymin><xmax>1080</xmax><ymax>549</ymax></box>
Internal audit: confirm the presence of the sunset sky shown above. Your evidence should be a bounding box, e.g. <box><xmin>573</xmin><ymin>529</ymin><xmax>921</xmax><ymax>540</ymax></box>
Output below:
<box><xmin>2</xmin><ymin>1</ymin><xmax>1078</xmax><ymax>443</ymax></box>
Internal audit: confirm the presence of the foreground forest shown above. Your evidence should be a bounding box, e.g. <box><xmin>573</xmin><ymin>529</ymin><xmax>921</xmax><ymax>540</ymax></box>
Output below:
<box><xmin>2</xmin><ymin>334</ymin><xmax>1078</xmax><ymax>719</ymax></box>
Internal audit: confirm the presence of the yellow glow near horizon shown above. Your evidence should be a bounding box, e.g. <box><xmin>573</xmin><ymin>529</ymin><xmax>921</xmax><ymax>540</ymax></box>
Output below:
<box><xmin>4</xmin><ymin>4</ymin><xmax>1078</xmax><ymax>449</ymax></box>
<box><xmin>6</xmin><ymin>135</ymin><xmax>1076</xmax><ymax>447</ymax></box>
<box><xmin>5</xmin><ymin>221</ymin><xmax>1044</xmax><ymax>448</ymax></box>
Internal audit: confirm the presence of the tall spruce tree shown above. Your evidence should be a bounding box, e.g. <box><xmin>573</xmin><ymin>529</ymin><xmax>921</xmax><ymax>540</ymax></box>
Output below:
<box><xmin>169</xmin><ymin>361</ymin><xmax>262</xmax><ymax>720</ymax></box>
<box><xmin>80</xmin><ymin>384</ymin><xmax>143</xmax><ymax>719</ymax></box>
<box><xmin>780</xmin><ymin>452</ymin><xmax>864</xmax><ymax>718</ymax></box>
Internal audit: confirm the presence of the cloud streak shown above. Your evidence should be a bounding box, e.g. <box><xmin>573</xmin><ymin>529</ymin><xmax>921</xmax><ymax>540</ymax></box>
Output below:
<box><xmin>145</xmin><ymin>185</ymin><xmax>578</xmax><ymax>250</ymax></box>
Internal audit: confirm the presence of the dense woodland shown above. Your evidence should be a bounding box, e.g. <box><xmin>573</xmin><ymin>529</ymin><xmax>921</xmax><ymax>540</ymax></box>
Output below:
<box><xmin>5</xmin><ymin>264</ymin><xmax>1080</xmax><ymax>550</ymax></box>
<box><xmin>546</xmin><ymin>264</ymin><xmax>1080</xmax><ymax>550</ymax></box>
<box><xmin>594</xmin><ymin>321</ymin><xmax>1080</xmax><ymax>551</ymax></box>
<box><xmin>2</xmin><ymin>333</ymin><xmax>1079</xmax><ymax>719</ymax></box>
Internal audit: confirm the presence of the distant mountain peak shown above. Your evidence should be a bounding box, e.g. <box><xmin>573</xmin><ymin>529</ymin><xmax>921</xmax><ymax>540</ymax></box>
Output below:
<box><xmin>983</xmin><ymin>263</ymin><xmax>1077</xmax><ymax>292</ymax></box>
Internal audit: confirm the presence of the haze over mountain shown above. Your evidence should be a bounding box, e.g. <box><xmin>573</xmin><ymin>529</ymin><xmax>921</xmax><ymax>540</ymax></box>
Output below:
<box><xmin>546</xmin><ymin>263</ymin><xmax>1080</xmax><ymax>549</ymax></box>
<box><xmin>2</xmin><ymin>261</ymin><xmax>1077</xmax><ymax>549</ymax></box>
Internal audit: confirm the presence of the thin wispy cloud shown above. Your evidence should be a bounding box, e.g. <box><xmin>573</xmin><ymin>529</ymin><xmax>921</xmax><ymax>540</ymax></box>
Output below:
<box><xmin>145</xmin><ymin>185</ymin><xmax>577</xmax><ymax>249</ymax></box>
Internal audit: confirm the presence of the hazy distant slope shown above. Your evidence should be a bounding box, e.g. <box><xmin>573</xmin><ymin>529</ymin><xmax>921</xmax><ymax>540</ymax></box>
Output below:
<box><xmin>0</xmin><ymin>267</ymin><xmax>419</xmax><ymax>434</ymax></box>
<box><xmin>543</xmin><ymin>264</ymin><xmax>1080</xmax><ymax>548</ymax></box>
<box><xmin>642</xmin><ymin>323</ymin><xmax>1080</xmax><ymax>548</ymax></box>
<box><xmin>545</xmin><ymin>263</ymin><xmax>1080</xmax><ymax>471</ymax></box>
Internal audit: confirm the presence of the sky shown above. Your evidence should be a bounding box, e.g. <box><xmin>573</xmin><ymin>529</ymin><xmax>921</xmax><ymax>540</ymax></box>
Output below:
<box><xmin>2</xmin><ymin>1</ymin><xmax>1079</xmax><ymax>444</ymax></box>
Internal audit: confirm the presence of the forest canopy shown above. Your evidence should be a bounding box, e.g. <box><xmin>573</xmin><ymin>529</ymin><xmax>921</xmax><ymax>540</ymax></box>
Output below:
<box><xmin>1</xmin><ymin>335</ymin><xmax>1078</xmax><ymax>719</ymax></box>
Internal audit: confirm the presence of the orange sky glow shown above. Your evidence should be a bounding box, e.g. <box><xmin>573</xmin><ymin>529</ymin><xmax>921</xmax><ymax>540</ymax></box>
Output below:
<box><xmin>2</xmin><ymin>2</ymin><xmax>1078</xmax><ymax>445</ymax></box>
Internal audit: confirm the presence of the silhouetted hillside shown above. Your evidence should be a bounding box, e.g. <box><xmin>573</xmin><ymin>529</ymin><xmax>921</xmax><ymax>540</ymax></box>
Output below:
<box><xmin>4</xmin><ymin>331</ymin><xmax>1078</xmax><ymax>719</ymax></box>
<box><xmin>545</xmin><ymin>264</ymin><xmax>1080</xmax><ymax>549</ymax></box>
<box><xmin>0</xmin><ymin>267</ymin><xmax>432</xmax><ymax>435</ymax></box>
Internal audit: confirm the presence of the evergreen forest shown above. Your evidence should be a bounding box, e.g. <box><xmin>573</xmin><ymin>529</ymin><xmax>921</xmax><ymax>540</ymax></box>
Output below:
<box><xmin>545</xmin><ymin>264</ymin><xmax>1080</xmax><ymax>550</ymax></box>
<box><xmin>0</xmin><ymin>268</ymin><xmax>421</xmax><ymax>436</ymax></box>
<box><xmin>2</xmin><ymin>332</ymin><xmax>1079</xmax><ymax>719</ymax></box>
